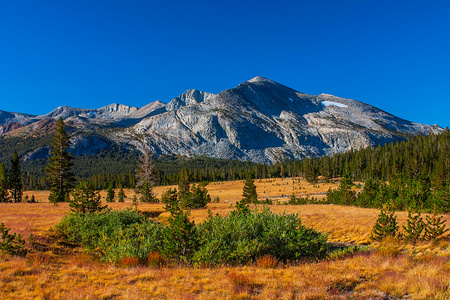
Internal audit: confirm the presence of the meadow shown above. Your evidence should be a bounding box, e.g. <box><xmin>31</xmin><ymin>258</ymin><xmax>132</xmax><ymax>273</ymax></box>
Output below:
<box><xmin>1</xmin><ymin>177</ymin><xmax>450</xmax><ymax>299</ymax></box>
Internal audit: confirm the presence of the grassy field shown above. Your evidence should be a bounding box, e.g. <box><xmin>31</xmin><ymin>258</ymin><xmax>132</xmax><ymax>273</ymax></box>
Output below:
<box><xmin>1</xmin><ymin>177</ymin><xmax>450</xmax><ymax>299</ymax></box>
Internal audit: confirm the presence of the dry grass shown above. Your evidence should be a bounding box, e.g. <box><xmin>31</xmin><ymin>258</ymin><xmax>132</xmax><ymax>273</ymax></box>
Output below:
<box><xmin>0</xmin><ymin>177</ymin><xmax>449</xmax><ymax>299</ymax></box>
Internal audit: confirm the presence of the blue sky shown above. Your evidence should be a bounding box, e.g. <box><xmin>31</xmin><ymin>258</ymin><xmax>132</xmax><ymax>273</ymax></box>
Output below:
<box><xmin>1</xmin><ymin>0</ymin><xmax>449</xmax><ymax>127</ymax></box>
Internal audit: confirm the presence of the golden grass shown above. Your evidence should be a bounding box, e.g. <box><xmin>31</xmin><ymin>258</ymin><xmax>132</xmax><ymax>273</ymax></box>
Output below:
<box><xmin>0</xmin><ymin>177</ymin><xmax>449</xmax><ymax>299</ymax></box>
<box><xmin>2</xmin><ymin>250</ymin><xmax>450</xmax><ymax>299</ymax></box>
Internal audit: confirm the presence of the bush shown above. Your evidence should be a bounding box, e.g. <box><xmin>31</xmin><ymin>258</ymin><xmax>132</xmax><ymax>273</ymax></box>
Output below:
<box><xmin>0</xmin><ymin>223</ymin><xmax>28</xmax><ymax>256</ymax></box>
<box><xmin>55</xmin><ymin>208</ymin><xmax>164</xmax><ymax>263</ymax></box>
<box><xmin>193</xmin><ymin>207</ymin><xmax>328</xmax><ymax>266</ymax></box>
<box><xmin>55</xmin><ymin>206</ymin><xmax>329</xmax><ymax>266</ymax></box>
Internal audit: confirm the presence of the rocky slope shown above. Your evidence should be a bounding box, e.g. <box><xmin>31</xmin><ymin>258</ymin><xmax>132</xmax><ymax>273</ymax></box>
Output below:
<box><xmin>0</xmin><ymin>76</ymin><xmax>443</xmax><ymax>164</ymax></box>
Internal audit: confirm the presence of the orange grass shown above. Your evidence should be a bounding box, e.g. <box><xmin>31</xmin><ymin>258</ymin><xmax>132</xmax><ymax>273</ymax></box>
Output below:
<box><xmin>0</xmin><ymin>177</ymin><xmax>449</xmax><ymax>299</ymax></box>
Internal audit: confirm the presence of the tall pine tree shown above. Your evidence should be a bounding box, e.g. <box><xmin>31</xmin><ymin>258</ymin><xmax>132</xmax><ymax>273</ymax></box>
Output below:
<box><xmin>46</xmin><ymin>117</ymin><xmax>75</xmax><ymax>204</ymax></box>
<box><xmin>242</xmin><ymin>176</ymin><xmax>258</xmax><ymax>204</ymax></box>
<box><xmin>9</xmin><ymin>151</ymin><xmax>23</xmax><ymax>203</ymax></box>
<box><xmin>0</xmin><ymin>162</ymin><xmax>10</xmax><ymax>202</ymax></box>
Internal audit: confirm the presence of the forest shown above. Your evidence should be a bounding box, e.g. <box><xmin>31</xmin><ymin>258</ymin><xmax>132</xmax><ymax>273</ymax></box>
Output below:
<box><xmin>0</xmin><ymin>128</ymin><xmax>449</xmax><ymax>212</ymax></box>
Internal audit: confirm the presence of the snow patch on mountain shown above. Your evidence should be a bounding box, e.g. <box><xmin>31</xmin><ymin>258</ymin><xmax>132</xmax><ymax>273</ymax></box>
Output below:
<box><xmin>321</xmin><ymin>101</ymin><xmax>348</xmax><ymax>108</ymax></box>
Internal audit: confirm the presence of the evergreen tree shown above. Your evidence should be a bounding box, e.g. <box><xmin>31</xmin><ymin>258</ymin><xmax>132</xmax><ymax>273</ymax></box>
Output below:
<box><xmin>242</xmin><ymin>176</ymin><xmax>257</xmax><ymax>204</ymax></box>
<box><xmin>162</xmin><ymin>192</ymin><xmax>197</xmax><ymax>262</ymax></box>
<box><xmin>0</xmin><ymin>162</ymin><xmax>9</xmax><ymax>203</ymax></box>
<box><xmin>182</xmin><ymin>183</ymin><xmax>211</xmax><ymax>209</ymax></box>
<box><xmin>304</xmin><ymin>159</ymin><xmax>318</xmax><ymax>184</ymax></box>
<box><xmin>69</xmin><ymin>181</ymin><xmax>106</xmax><ymax>213</ymax></box>
<box><xmin>106</xmin><ymin>182</ymin><xmax>115</xmax><ymax>202</ymax></box>
<box><xmin>117</xmin><ymin>186</ymin><xmax>126</xmax><ymax>202</ymax></box>
<box><xmin>370</xmin><ymin>203</ymin><xmax>399</xmax><ymax>241</ymax></box>
<box><xmin>402</xmin><ymin>210</ymin><xmax>425</xmax><ymax>244</ymax></box>
<box><xmin>423</xmin><ymin>209</ymin><xmax>449</xmax><ymax>241</ymax></box>
<box><xmin>131</xmin><ymin>194</ymin><xmax>139</xmax><ymax>209</ymax></box>
<box><xmin>178</xmin><ymin>169</ymin><xmax>190</xmax><ymax>202</ymax></box>
<box><xmin>161</xmin><ymin>188</ymin><xmax>178</xmax><ymax>208</ymax></box>
<box><xmin>46</xmin><ymin>117</ymin><xmax>75</xmax><ymax>204</ymax></box>
<box><xmin>9</xmin><ymin>151</ymin><xmax>23</xmax><ymax>203</ymax></box>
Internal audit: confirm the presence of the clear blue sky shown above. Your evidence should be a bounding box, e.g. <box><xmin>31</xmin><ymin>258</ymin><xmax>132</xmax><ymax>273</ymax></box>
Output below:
<box><xmin>1</xmin><ymin>0</ymin><xmax>449</xmax><ymax>127</ymax></box>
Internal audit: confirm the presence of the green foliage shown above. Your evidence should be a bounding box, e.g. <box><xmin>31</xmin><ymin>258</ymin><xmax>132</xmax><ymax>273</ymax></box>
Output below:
<box><xmin>55</xmin><ymin>205</ymin><xmax>329</xmax><ymax>266</ymax></box>
<box><xmin>402</xmin><ymin>210</ymin><xmax>425</xmax><ymax>243</ymax></box>
<box><xmin>0</xmin><ymin>223</ymin><xmax>28</xmax><ymax>256</ymax></box>
<box><xmin>242</xmin><ymin>176</ymin><xmax>257</xmax><ymax>204</ymax></box>
<box><xmin>181</xmin><ymin>184</ymin><xmax>211</xmax><ymax>209</ymax></box>
<box><xmin>131</xmin><ymin>195</ymin><xmax>139</xmax><ymax>209</ymax></box>
<box><xmin>234</xmin><ymin>199</ymin><xmax>250</xmax><ymax>215</ymax></box>
<box><xmin>162</xmin><ymin>200</ymin><xmax>197</xmax><ymax>262</ymax></box>
<box><xmin>117</xmin><ymin>187</ymin><xmax>126</xmax><ymax>202</ymax></box>
<box><xmin>0</xmin><ymin>162</ymin><xmax>9</xmax><ymax>202</ymax></box>
<box><xmin>423</xmin><ymin>210</ymin><xmax>449</xmax><ymax>241</ymax></box>
<box><xmin>161</xmin><ymin>178</ymin><xmax>211</xmax><ymax>210</ymax></box>
<box><xmin>327</xmin><ymin>245</ymin><xmax>371</xmax><ymax>260</ymax></box>
<box><xmin>55</xmin><ymin>209</ymin><xmax>164</xmax><ymax>263</ymax></box>
<box><xmin>193</xmin><ymin>207</ymin><xmax>328</xmax><ymax>266</ymax></box>
<box><xmin>9</xmin><ymin>151</ymin><xmax>23</xmax><ymax>202</ymax></box>
<box><xmin>106</xmin><ymin>182</ymin><xmax>115</xmax><ymax>203</ymax></box>
<box><xmin>325</xmin><ymin>170</ymin><xmax>356</xmax><ymax>206</ymax></box>
<box><xmin>177</xmin><ymin>169</ymin><xmax>190</xmax><ymax>201</ymax></box>
<box><xmin>370</xmin><ymin>203</ymin><xmax>399</xmax><ymax>241</ymax></box>
<box><xmin>370</xmin><ymin>206</ymin><xmax>449</xmax><ymax>244</ymax></box>
<box><xmin>287</xmin><ymin>194</ymin><xmax>316</xmax><ymax>205</ymax></box>
<box><xmin>69</xmin><ymin>181</ymin><xmax>106</xmax><ymax>213</ymax></box>
<box><xmin>46</xmin><ymin>117</ymin><xmax>75</xmax><ymax>204</ymax></box>
<box><xmin>304</xmin><ymin>159</ymin><xmax>318</xmax><ymax>184</ymax></box>
<box><xmin>161</xmin><ymin>188</ymin><xmax>178</xmax><ymax>208</ymax></box>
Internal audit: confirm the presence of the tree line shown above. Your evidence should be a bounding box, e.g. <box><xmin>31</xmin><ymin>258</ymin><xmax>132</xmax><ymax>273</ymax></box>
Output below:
<box><xmin>1</xmin><ymin>116</ymin><xmax>449</xmax><ymax>211</ymax></box>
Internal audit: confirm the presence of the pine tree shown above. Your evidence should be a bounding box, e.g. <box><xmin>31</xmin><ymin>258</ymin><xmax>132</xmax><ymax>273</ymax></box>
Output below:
<box><xmin>178</xmin><ymin>169</ymin><xmax>190</xmax><ymax>202</ymax></box>
<box><xmin>182</xmin><ymin>184</ymin><xmax>211</xmax><ymax>209</ymax></box>
<box><xmin>402</xmin><ymin>210</ymin><xmax>425</xmax><ymax>244</ymax></box>
<box><xmin>106</xmin><ymin>182</ymin><xmax>115</xmax><ymax>202</ymax></box>
<box><xmin>69</xmin><ymin>181</ymin><xmax>106</xmax><ymax>213</ymax></box>
<box><xmin>117</xmin><ymin>186</ymin><xmax>126</xmax><ymax>202</ymax></box>
<box><xmin>0</xmin><ymin>162</ymin><xmax>9</xmax><ymax>203</ymax></box>
<box><xmin>370</xmin><ymin>203</ymin><xmax>399</xmax><ymax>241</ymax></box>
<box><xmin>9</xmin><ymin>151</ymin><xmax>23</xmax><ymax>203</ymax></box>
<box><xmin>46</xmin><ymin>117</ymin><xmax>75</xmax><ymax>204</ymax></box>
<box><xmin>339</xmin><ymin>170</ymin><xmax>356</xmax><ymax>205</ymax></box>
<box><xmin>242</xmin><ymin>176</ymin><xmax>258</xmax><ymax>204</ymax></box>
<box><xmin>161</xmin><ymin>188</ymin><xmax>178</xmax><ymax>208</ymax></box>
<box><xmin>423</xmin><ymin>209</ymin><xmax>449</xmax><ymax>241</ymax></box>
<box><xmin>162</xmin><ymin>192</ymin><xmax>196</xmax><ymax>262</ymax></box>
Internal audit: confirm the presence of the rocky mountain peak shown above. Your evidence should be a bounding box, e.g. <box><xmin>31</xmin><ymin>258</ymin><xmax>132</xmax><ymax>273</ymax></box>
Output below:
<box><xmin>166</xmin><ymin>89</ymin><xmax>216</xmax><ymax>111</ymax></box>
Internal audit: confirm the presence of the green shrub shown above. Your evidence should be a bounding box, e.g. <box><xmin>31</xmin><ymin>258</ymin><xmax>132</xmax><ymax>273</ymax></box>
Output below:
<box><xmin>0</xmin><ymin>223</ymin><xmax>28</xmax><ymax>256</ymax></box>
<box><xmin>193</xmin><ymin>207</ymin><xmax>328</xmax><ymax>266</ymax></box>
<box><xmin>55</xmin><ymin>207</ymin><xmax>329</xmax><ymax>266</ymax></box>
<box><xmin>55</xmin><ymin>208</ymin><xmax>164</xmax><ymax>263</ymax></box>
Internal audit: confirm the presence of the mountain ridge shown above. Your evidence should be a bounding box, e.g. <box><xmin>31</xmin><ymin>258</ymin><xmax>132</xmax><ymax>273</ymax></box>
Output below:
<box><xmin>0</xmin><ymin>76</ymin><xmax>443</xmax><ymax>164</ymax></box>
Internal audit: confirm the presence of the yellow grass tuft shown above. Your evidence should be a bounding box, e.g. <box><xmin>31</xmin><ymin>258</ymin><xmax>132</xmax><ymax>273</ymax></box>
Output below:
<box><xmin>256</xmin><ymin>254</ymin><xmax>278</xmax><ymax>269</ymax></box>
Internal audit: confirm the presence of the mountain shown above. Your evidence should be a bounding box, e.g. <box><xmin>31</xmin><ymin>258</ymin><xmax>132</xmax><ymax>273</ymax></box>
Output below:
<box><xmin>0</xmin><ymin>76</ymin><xmax>443</xmax><ymax>164</ymax></box>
